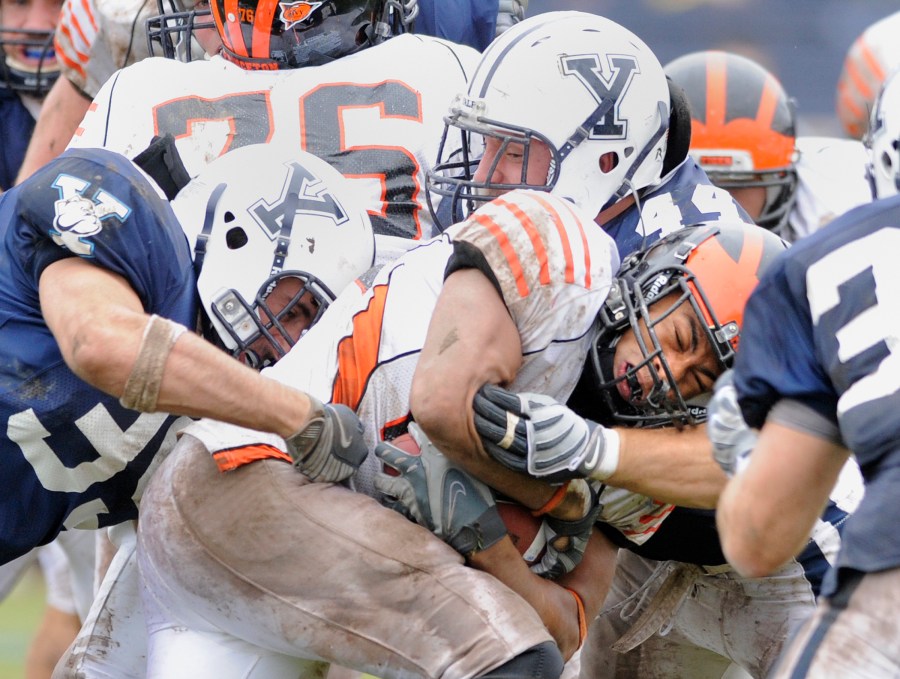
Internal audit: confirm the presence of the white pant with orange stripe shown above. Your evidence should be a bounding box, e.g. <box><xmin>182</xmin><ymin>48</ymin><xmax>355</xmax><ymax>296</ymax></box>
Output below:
<box><xmin>135</xmin><ymin>435</ymin><xmax>554</xmax><ymax>679</ymax></box>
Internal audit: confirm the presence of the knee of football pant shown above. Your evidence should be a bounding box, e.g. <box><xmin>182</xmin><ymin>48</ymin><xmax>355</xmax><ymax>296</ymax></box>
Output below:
<box><xmin>477</xmin><ymin>641</ymin><xmax>564</xmax><ymax>679</ymax></box>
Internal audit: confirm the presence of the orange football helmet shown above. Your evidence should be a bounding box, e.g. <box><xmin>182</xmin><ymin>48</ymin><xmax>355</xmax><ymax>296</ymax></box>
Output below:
<box><xmin>591</xmin><ymin>220</ymin><xmax>787</xmax><ymax>427</ymax></box>
<box><xmin>665</xmin><ymin>50</ymin><xmax>798</xmax><ymax>235</ymax></box>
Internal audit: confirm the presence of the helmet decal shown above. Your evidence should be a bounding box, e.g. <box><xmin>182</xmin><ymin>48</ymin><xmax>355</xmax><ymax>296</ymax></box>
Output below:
<box><xmin>279</xmin><ymin>1</ymin><xmax>323</xmax><ymax>29</ymax></box>
<box><xmin>560</xmin><ymin>53</ymin><xmax>639</xmax><ymax>141</ymax></box>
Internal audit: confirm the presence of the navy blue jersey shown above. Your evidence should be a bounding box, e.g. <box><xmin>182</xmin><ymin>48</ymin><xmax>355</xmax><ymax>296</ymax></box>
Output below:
<box><xmin>735</xmin><ymin>194</ymin><xmax>900</xmax><ymax>595</ymax></box>
<box><xmin>0</xmin><ymin>88</ymin><xmax>36</xmax><ymax>191</ymax></box>
<box><xmin>415</xmin><ymin>0</ymin><xmax>498</xmax><ymax>51</ymax></box>
<box><xmin>604</xmin><ymin>159</ymin><xmax>750</xmax><ymax>259</ymax></box>
<box><xmin>0</xmin><ymin>147</ymin><xmax>197</xmax><ymax>564</ymax></box>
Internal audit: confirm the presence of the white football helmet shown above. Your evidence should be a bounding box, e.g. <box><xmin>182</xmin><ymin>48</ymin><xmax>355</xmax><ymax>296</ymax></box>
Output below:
<box><xmin>427</xmin><ymin>10</ymin><xmax>670</xmax><ymax>225</ymax></box>
<box><xmin>172</xmin><ymin>145</ymin><xmax>375</xmax><ymax>367</ymax></box>
<box><xmin>866</xmin><ymin>69</ymin><xmax>900</xmax><ymax>199</ymax></box>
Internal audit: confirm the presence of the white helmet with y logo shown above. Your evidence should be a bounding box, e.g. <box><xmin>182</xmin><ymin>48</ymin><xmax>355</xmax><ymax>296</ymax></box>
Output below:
<box><xmin>428</xmin><ymin>10</ymin><xmax>670</xmax><ymax>224</ymax></box>
<box><xmin>172</xmin><ymin>144</ymin><xmax>374</xmax><ymax>367</ymax></box>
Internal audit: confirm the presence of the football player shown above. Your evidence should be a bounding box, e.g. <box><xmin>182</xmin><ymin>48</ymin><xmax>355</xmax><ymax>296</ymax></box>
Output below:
<box><xmin>664</xmin><ymin>50</ymin><xmax>871</xmax><ymax>243</ymax></box>
<box><xmin>421</xmin><ymin>12</ymin><xmax>861</xmax><ymax>679</ymax></box>
<box><xmin>712</xmin><ymin>169</ymin><xmax>900</xmax><ymax>679</ymax></box>
<box><xmin>0</xmin><ymin>141</ymin><xmax>375</xmax><ymax>676</ymax></box>
<box><xmin>0</xmin><ymin>0</ymin><xmax>61</xmax><ymax>190</ymax></box>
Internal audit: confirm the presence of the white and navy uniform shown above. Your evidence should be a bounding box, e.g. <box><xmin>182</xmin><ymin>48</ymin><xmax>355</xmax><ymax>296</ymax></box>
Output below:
<box><xmin>135</xmin><ymin>190</ymin><xmax>621</xmax><ymax>679</ymax></box>
<box><xmin>788</xmin><ymin>136</ymin><xmax>872</xmax><ymax>242</ymax></box>
<box><xmin>734</xmin><ymin>195</ymin><xmax>900</xmax><ymax>678</ymax></box>
<box><xmin>0</xmin><ymin>147</ymin><xmax>195</xmax><ymax>564</ymax></box>
<box><xmin>604</xmin><ymin>158</ymin><xmax>750</xmax><ymax>259</ymax></box>
<box><xmin>68</xmin><ymin>35</ymin><xmax>479</xmax><ymax>264</ymax></box>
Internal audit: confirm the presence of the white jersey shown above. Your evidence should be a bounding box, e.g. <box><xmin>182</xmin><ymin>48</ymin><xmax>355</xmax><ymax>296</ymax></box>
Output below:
<box><xmin>790</xmin><ymin>136</ymin><xmax>872</xmax><ymax>240</ymax></box>
<box><xmin>68</xmin><ymin>35</ymin><xmax>479</xmax><ymax>261</ymax></box>
<box><xmin>54</xmin><ymin>0</ymin><xmax>154</xmax><ymax>97</ymax></box>
<box><xmin>186</xmin><ymin>189</ymin><xmax>620</xmax><ymax>499</ymax></box>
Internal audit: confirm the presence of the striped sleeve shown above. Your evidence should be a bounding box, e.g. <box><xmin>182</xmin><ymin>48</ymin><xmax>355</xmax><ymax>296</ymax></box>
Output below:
<box><xmin>54</xmin><ymin>0</ymin><xmax>99</xmax><ymax>85</ymax></box>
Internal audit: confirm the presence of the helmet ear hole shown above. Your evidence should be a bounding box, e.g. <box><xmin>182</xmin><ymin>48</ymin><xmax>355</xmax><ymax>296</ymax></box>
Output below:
<box><xmin>599</xmin><ymin>152</ymin><xmax>619</xmax><ymax>174</ymax></box>
<box><xmin>225</xmin><ymin>227</ymin><xmax>248</xmax><ymax>249</ymax></box>
<box><xmin>223</xmin><ymin>211</ymin><xmax>235</xmax><ymax>223</ymax></box>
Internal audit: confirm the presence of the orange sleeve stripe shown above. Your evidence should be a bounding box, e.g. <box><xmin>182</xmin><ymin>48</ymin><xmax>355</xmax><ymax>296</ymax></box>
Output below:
<box><xmin>557</xmin><ymin>197</ymin><xmax>593</xmax><ymax>288</ymax></box>
<box><xmin>531</xmin><ymin>193</ymin><xmax>579</xmax><ymax>286</ymax></box>
<box><xmin>859</xmin><ymin>39</ymin><xmax>886</xmax><ymax>83</ymax></box>
<box><xmin>332</xmin><ymin>283</ymin><xmax>389</xmax><ymax>410</ymax></box>
<box><xmin>495</xmin><ymin>197</ymin><xmax>551</xmax><ymax>286</ymax></box>
<box><xmin>79</xmin><ymin>0</ymin><xmax>98</xmax><ymax>33</ymax></box>
<box><xmin>473</xmin><ymin>213</ymin><xmax>529</xmax><ymax>297</ymax></box>
<box><xmin>212</xmin><ymin>444</ymin><xmax>291</xmax><ymax>472</ymax></box>
<box><xmin>56</xmin><ymin>24</ymin><xmax>89</xmax><ymax>67</ymax></box>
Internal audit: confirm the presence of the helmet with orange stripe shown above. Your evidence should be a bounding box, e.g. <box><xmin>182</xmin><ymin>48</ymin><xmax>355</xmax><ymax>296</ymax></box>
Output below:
<box><xmin>588</xmin><ymin>221</ymin><xmax>787</xmax><ymax>427</ymax></box>
<box><xmin>836</xmin><ymin>10</ymin><xmax>900</xmax><ymax>140</ymax></box>
<box><xmin>664</xmin><ymin>51</ymin><xmax>798</xmax><ymax>235</ymax></box>
<box><xmin>150</xmin><ymin>0</ymin><xmax>417</xmax><ymax>66</ymax></box>
<box><xmin>172</xmin><ymin>144</ymin><xmax>375</xmax><ymax>368</ymax></box>
<box><xmin>217</xmin><ymin>0</ymin><xmax>416</xmax><ymax>68</ymax></box>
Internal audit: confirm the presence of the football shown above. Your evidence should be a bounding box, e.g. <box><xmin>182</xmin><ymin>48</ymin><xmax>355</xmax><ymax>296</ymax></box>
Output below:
<box><xmin>383</xmin><ymin>433</ymin><xmax>547</xmax><ymax>563</ymax></box>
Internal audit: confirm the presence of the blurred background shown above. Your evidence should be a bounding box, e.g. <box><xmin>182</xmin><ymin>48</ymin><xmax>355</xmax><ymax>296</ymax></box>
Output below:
<box><xmin>528</xmin><ymin>0</ymin><xmax>900</xmax><ymax>136</ymax></box>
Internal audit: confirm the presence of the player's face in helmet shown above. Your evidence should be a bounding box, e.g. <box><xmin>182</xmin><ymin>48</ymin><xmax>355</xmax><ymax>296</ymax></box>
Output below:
<box><xmin>664</xmin><ymin>50</ymin><xmax>798</xmax><ymax>235</ymax></box>
<box><xmin>610</xmin><ymin>289</ymin><xmax>720</xmax><ymax>409</ymax></box>
<box><xmin>427</xmin><ymin>11</ymin><xmax>670</xmax><ymax>228</ymax></box>
<box><xmin>241</xmin><ymin>279</ymin><xmax>321</xmax><ymax>367</ymax></box>
<box><xmin>0</xmin><ymin>0</ymin><xmax>61</xmax><ymax>95</ymax></box>
<box><xmin>590</xmin><ymin>220</ymin><xmax>787</xmax><ymax>427</ymax></box>
<box><xmin>470</xmin><ymin>135</ymin><xmax>554</xmax><ymax>200</ymax></box>
<box><xmin>148</xmin><ymin>0</ymin><xmax>219</xmax><ymax>61</ymax></box>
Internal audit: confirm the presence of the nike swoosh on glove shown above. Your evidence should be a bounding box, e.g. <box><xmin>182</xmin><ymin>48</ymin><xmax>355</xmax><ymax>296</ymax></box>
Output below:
<box><xmin>473</xmin><ymin>384</ymin><xmax>620</xmax><ymax>483</ymax></box>
<box><xmin>373</xmin><ymin>423</ymin><xmax>507</xmax><ymax>556</ymax></box>
<box><xmin>285</xmin><ymin>396</ymin><xmax>368</xmax><ymax>483</ymax></box>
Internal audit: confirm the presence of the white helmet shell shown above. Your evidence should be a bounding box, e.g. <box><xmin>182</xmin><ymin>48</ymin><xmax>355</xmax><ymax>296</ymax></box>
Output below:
<box><xmin>867</xmin><ymin>69</ymin><xmax>900</xmax><ymax>199</ymax></box>
<box><xmin>172</xmin><ymin>144</ymin><xmax>375</xmax><ymax>358</ymax></box>
<box><xmin>463</xmin><ymin>10</ymin><xmax>670</xmax><ymax>217</ymax></box>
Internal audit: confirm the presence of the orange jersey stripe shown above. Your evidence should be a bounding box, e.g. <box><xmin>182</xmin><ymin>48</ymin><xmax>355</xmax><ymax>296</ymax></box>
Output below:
<box><xmin>212</xmin><ymin>444</ymin><xmax>292</xmax><ymax>472</ymax></box>
<box><xmin>532</xmin><ymin>192</ymin><xmax>582</xmax><ymax>286</ymax></box>
<box><xmin>78</xmin><ymin>0</ymin><xmax>98</xmax><ymax>33</ymax></box>
<box><xmin>495</xmin><ymin>197</ymin><xmax>551</xmax><ymax>286</ymax></box>
<box><xmin>473</xmin><ymin>213</ymin><xmax>529</xmax><ymax>297</ymax></box>
<box><xmin>332</xmin><ymin>283</ymin><xmax>389</xmax><ymax>410</ymax></box>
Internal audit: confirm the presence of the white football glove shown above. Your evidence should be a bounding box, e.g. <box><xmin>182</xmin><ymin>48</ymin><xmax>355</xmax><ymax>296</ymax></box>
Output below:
<box><xmin>707</xmin><ymin>370</ymin><xmax>758</xmax><ymax>477</ymax></box>
<box><xmin>285</xmin><ymin>396</ymin><xmax>367</xmax><ymax>483</ymax></box>
<box><xmin>473</xmin><ymin>384</ymin><xmax>620</xmax><ymax>483</ymax></box>
<box><xmin>374</xmin><ymin>423</ymin><xmax>507</xmax><ymax>557</ymax></box>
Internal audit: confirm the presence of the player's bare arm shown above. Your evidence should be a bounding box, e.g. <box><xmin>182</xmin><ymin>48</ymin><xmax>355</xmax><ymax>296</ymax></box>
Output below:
<box><xmin>717</xmin><ymin>419</ymin><xmax>850</xmax><ymax>577</ymax></box>
<box><xmin>39</xmin><ymin>257</ymin><xmax>315</xmax><ymax>438</ymax></box>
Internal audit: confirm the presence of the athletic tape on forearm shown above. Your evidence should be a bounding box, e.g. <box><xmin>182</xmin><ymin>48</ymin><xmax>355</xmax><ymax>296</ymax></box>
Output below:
<box><xmin>119</xmin><ymin>314</ymin><xmax>188</xmax><ymax>412</ymax></box>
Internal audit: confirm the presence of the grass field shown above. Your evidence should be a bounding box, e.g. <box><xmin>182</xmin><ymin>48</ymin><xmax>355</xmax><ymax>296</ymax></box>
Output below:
<box><xmin>0</xmin><ymin>564</ymin><xmax>44</xmax><ymax>679</ymax></box>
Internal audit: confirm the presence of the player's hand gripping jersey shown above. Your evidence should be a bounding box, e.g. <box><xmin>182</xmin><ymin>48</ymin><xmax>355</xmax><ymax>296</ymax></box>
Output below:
<box><xmin>0</xmin><ymin>148</ymin><xmax>196</xmax><ymax>564</ymax></box>
<box><xmin>68</xmin><ymin>34</ymin><xmax>479</xmax><ymax>261</ymax></box>
<box><xmin>185</xmin><ymin>189</ymin><xmax>621</xmax><ymax>497</ymax></box>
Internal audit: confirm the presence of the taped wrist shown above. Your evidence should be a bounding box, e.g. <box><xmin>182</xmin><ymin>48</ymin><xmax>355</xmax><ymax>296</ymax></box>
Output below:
<box><xmin>589</xmin><ymin>425</ymin><xmax>620</xmax><ymax>481</ymax></box>
<box><xmin>120</xmin><ymin>314</ymin><xmax>188</xmax><ymax>412</ymax></box>
<box><xmin>452</xmin><ymin>505</ymin><xmax>507</xmax><ymax>556</ymax></box>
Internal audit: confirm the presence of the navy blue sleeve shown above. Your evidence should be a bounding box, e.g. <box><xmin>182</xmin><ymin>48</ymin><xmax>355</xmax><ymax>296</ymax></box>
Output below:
<box><xmin>9</xmin><ymin>148</ymin><xmax>195</xmax><ymax>316</ymax></box>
